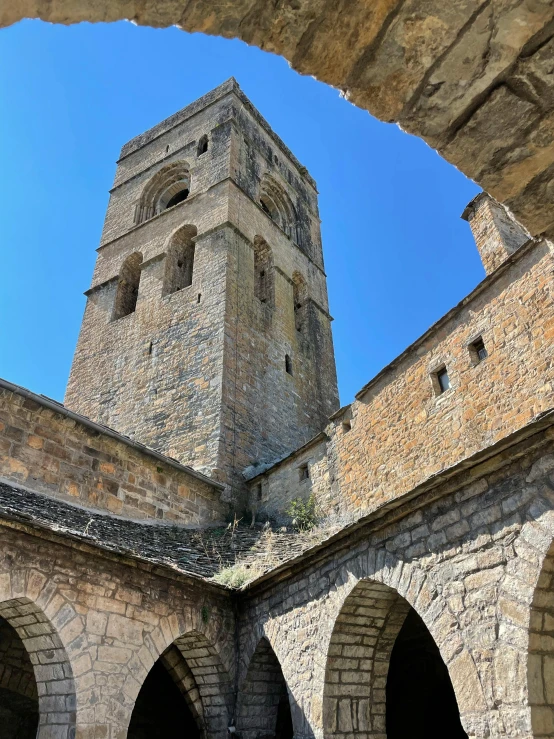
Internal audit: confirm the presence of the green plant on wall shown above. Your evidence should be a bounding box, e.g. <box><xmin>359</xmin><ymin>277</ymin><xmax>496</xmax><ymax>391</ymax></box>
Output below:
<box><xmin>285</xmin><ymin>494</ymin><xmax>318</xmax><ymax>531</ymax></box>
<box><xmin>201</xmin><ymin>605</ymin><xmax>210</xmax><ymax>624</ymax></box>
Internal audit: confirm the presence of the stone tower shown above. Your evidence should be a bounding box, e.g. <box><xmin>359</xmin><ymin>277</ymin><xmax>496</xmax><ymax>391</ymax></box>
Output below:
<box><xmin>65</xmin><ymin>79</ymin><xmax>339</xmax><ymax>499</ymax></box>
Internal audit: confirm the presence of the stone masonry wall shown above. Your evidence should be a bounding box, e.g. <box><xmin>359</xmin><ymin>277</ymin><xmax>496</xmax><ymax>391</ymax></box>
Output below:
<box><xmin>463</xmin><ymin>194</ymin><xmax>530</xmax><ymax>275</ymax></box>
<box><xmin>66</xmin><ymin>81</ymin><xmax>338</xmax><ymax>501</ymax></box>
<box><xmin>250</xmin><ymin>236</ymin><xmax>554</xmax><ymax>520</ymax></box>
<box><xmin>0</xmin><ymin>523</ymin><xmax>236</xmax><ymax>739</ymax></box>
<box><xmin>238</xmin><ymin>420</ymin><xmax>554</xmax><ymax>739</ymax></box>
<box><xmin>0</xmin><ymin>383</ymin><xmax>227</xmax><ymax>523</ymax></box>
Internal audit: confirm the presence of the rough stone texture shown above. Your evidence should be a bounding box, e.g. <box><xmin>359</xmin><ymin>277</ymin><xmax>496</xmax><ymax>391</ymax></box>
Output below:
<box><xmin>239</xmin><ymin>422</ymin><xmax>554</xmax><ymax>739</ymax></box>
<box><xmin>462</xmin><ymin>193</ymin><xmax>531</xmax><ymax>275</ymax></box>
<box><xmin>3</xmin><ymin>2</ymin><xmax>554</xmax><ymax>239</ymax></box>
<box><xmin>3</xmin><ymin>76</ymin><xmax>554</xmax><ymax>739</ymax></box>
<box><xmin>0</xmin><ymin>478</ymin><xmax>324</xmax><ymax>580</ymax></box>
<box><xmin>250</xmin><ymin>231</ymin><xmax>554</xmax><ymax>519</ymax></box>
<box><xmin>0</xmin><ymin>380</ymin><xmax>227</xmax><ymax>524</ymax></box>
<box><xmin>65</xmin><ymin>80</ymin><xmax>339</xmax><ymax>502</ymax></box>
<box><xmin>0</xmin><ymin>523</ymin><xmax>235</xmax><ymax>739</ymax></box>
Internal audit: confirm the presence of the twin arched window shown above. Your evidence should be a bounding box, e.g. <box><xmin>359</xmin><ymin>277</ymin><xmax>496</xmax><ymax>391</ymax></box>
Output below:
<box><xmin>259</xmin><ymin>175</ymin><xmax>296</xmax><ymax>241</ymax></box>
<box><xmin>135</xmin><ymin>162</ymin><xmax>191</xmax><ymax>225</ymax></box>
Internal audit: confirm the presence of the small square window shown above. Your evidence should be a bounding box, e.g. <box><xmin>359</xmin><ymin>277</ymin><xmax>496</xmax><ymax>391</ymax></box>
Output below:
<box><xmin>432</xmin><ymin>366</ymin><xmax>451</xmax><ymax>396</ymax></box>
<box><xmin>437</xmin><ymin>368</ymin><xmax>451</xmax><ymax>393</ymax></box>
<box><xmin>342</xmin><ymin>420</ymin><xmax>352</xmax><ymax>433</ymax></box>
<box><xmin>298</xmin><ymin>464</ymin><xmax>309</xmax><ymax>482</ymax></box>
<box><xmin>469</xmin><ymin>337</ymin><xmax>488</xmax><ymax>364</ymax></box>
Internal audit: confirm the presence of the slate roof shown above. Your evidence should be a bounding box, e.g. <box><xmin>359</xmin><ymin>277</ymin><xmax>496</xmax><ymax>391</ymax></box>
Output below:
<box><xmin>0</xmin><ymin>479</ymin><xmax>312</xmax><ymax>583</ymax></box>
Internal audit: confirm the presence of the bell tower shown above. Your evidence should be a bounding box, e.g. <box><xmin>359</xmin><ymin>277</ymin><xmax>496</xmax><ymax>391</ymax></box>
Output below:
<box><xmin>65</xmin><ymin>79</ymin><xmax>339</xmax><ymax>499</ymax></box>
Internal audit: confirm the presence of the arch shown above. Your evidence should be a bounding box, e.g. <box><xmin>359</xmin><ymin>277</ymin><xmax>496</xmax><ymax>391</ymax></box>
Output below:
<box><xmin>198</xmin><ymin>135</ymin><xmax>209</xmax><ymax>156</ymax></box>
<box><xmin>163</xmin><ymin>224</ymin><xmax>197</xmax><ymax>295</ymax></box>
<box><xmin>259</xmin><ymin>175</ymin><xmax>296</xmax><ymax>241</ymax></box>
<box><xmin>128</xmin><ymin>645</ymin><xmax>203</xmax><ymax>739</ymax></box>
<box><xmin>113</xmin><ymin>251</ymin><xmax>143</xmax><ymax>319</ymax></box>
<box><xmin>253</xmin><ymin>235</ymin><xmax>274</xmax><ymax>307</ymax></box>
<box><xmin>135</xmin><ymin>161</ymin><xmax>191</xmax><ymax>224</ymax></box>
<box><xmin>292</xmin><ymin>271</ymin><xmax>308</xmax><ymax>333</ymax></box>
<box><xmin>236</xmin><ymin>637</ymin><xmax>294</xmax><ymax>739</ymax></box>
<box><xmin>0</xmin><ymin>597</ymin><xmax>76</xmax><ymax>739</ymax></box>
<box><xmin>528</xmin><ymin>535</ymin><xmax>554</xmax><ymax>737</ymax></box>
<box><xmin>125</xmin><ymin>627</ymin><xmax>233</xmax><ymax>739</ymax></box>
<box><xmin>322</xmin><ymin>574</ymin><xmax>472</xmax><ymax>739</ymax></box>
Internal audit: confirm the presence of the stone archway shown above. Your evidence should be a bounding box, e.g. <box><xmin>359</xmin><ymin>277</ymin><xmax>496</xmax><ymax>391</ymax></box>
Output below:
<box><xmin>125</xmin><ymin>628</ymin><xmax>234</xmax><ymax>739</ymax></box>
<box><xmin>236</xmin><ymin>637</ymin><xmax>294</xmax><ymax>739</ymax></box>
<box><xmin>528</xmin><ymin>537</ymin><xmax>554</xmax><ymax>737</ymax></box>
<box><xmin>128</xmin><ymin>645</ymin><xmax>203</xmax><ymax>739</ymax></box>
<box><xmin>2</xmin><ymin>3</ymin><xmax>554</xmax><ymax>240</ymax></box>
<box><xmin>0</xmin><ymin>597</ymin><xmax>76</xmax><ymax>739</ymax></box>
<box><xmin>322</xmin><ymin>578</ymin><xmax>471</xmax><ymax>738</ymax></box>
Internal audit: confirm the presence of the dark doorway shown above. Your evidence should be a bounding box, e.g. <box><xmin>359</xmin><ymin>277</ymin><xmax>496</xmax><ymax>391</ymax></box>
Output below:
<box><xmin>0</xmin><ymin>616</ymin><xmax>39</xmax><ymax>739</ymax></box>
<box><xmin>128</xmin><ymin>659</ymin><xmax>201</xmax><ymax>739</ymax></box>
<box><xmin>386</xmin><ymin>608</ymin><xmax>467</xmax><ymax>739</ymax></box>
<box><xmin>274</xmin><ymin>690</ymin><xmax>293</xmax><ymax>739</ymax></box>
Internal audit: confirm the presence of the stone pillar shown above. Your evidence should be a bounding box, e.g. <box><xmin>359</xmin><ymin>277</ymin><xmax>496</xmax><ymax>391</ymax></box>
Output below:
<box><xmin>462</xmin><ymin>193</ymin><xmax>530</xmax><ymax>274</ymax></box>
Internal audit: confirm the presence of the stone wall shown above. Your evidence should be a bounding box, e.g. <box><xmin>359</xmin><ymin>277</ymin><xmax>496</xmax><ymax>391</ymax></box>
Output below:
<box><xmin>462</xmin><ymin>194</ymin><xmax>530</xmax><ymax>275</ymax></box>
<box><xmin>249</xmin><ymin>235</ymin><xmax>554</xmax><ymax>520</ymax></box>
<box><xmin>66</xmin><ymin>80</ymin><xmax>338</xmax><ymax>500</ymax></box>
<box><xmin>0</xmin><ymin>381</ymin><xmax>227</xmax><ymax>523</ymax></box>
<box><xmin>238</xmin><ymin>417</ymin><xmax>554</xmax><ymax>739</ymax></box>
<box><xmin>0</xmin><ymin>522</ymin><xmax>235</xmax><ymax>739</ymax></box>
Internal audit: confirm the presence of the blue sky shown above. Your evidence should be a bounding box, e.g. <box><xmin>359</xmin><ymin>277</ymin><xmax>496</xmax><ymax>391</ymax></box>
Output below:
<box><xmin>0</xmin><ymin>20</ymin><xmax>481</xmax><ymax>405</ymax></box>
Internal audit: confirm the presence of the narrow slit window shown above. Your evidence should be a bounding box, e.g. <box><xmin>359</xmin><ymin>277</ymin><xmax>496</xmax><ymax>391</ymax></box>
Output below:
<box><xmin>470</xmin><ymin>337</ymin><xmax>488</xmax><ymax>364</ymax></box>
<box><xmin>285</xmin><ymin>354</ymin><xmax>293</xmax><ymax>375</ymax></box>
<box><xmin>256</xmin><ymin>483</ymin><xmax>263</xmax><ymax>501</ymax></box>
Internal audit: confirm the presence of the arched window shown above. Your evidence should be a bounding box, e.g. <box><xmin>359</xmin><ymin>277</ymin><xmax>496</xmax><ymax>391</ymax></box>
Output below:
<box><xmin>253</xmin><ymin>236</ymin><xmax>274</xmax><ymax>307</ymax></box>
<box><xmin>163</xmin><ymin>225</ymin><xmax>197</xmax><ymax>296</ymax></box>
<box><xmin>259</xmin><ymin>174</ymin><xmax>296</xmax><ymax>240</ymax></box>
<box><xmin>113</xmin><ymin>252</ymin><xmax>142</xmax><ymax>320</ymax></box>
<box><xmin>197</xmin><ymin>135</ymin><xmax>208</xmax><ymax>156</ymax></box>
<box><xmin>292</xmin><ymin>272</ymin><xmax>308</xmax><ymax>333</ymax></box>
<box><xmin>135</xmin><ymin>162</ymin><xmax>191</xmax><ymax>224</ymax></box>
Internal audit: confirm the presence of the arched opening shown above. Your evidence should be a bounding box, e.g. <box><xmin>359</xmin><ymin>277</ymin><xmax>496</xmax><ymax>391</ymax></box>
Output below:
<box><xmin>197</xmin><ymin>135</ymin><xmax>209</xmax><ymax>156</ymax></box>
<box><xmin>113</xmin><ymin>252</ymin><xmax>143</xmax><ymax>319</ymax></box>
<box><xmin>164</xmin><ymin>187</ymin><xmax>189</xmax><ymax>209</ymax></box>
<box><xmin>0</xmin><ymin>597</ymin><xmax>76</xmax><ymax>738</ymax></box>
<box><xmin>0</xmin><ymin>616</ymin><xmax>39</xmax><ymax>738</ymax></box>
<box><xmin>135</xmin><ymin>161</ymin><xmax>191</xmax><ymax>224</ymax></box>
<box><xmin>132</xmin><ymin>629</ymin><xmax>233</xmax><ymax>739</ymax></box>
<box><xmin>163</xmin><ymin>225</ymin><xmax>197</xmax><ymax>295</ymax></box>
<box><xmin>253</xmin><ymin>236</ymin><xmax>274</xmax><ymax>307</ymax></box>
<box><xmin>386</xmin><ymin>608</ymin><xmax>467</xmax><ymax>739</ymax></box>
<box><xmin>259</xmin><ymin>175</ymin><xmax>296</xmax><ymax>241</ymax></box>
<box><xmin>323</xmin><ymin>580</ymin><xmax>466</xmax><ymax>738</ymax></box>
<box><xmin>237</xmin><ymin>637</ymin><xmax>293</xmax><ymax>739</ymax></box>
<box><xmin>128</xmin><ymin>647</ymin><xmax>202</xmax><ymax>739</ymax></box>
<box><xmin>292</xmin><ymin>272</ymin><xmax>308</xmax><ymax>333</ymax></box>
